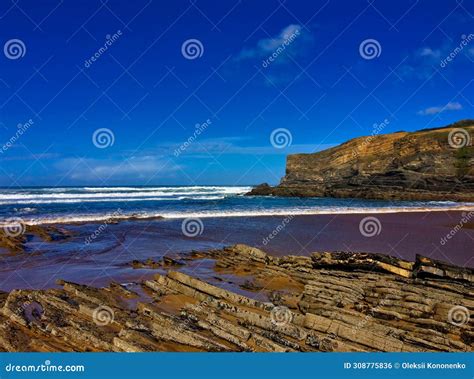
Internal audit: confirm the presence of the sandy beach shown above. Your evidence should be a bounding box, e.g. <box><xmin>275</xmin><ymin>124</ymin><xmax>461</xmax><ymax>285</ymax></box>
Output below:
<box><xmin>0</xmin><ymin>211</ymin><xmax>472</xmax><ymax>291</ymax></box>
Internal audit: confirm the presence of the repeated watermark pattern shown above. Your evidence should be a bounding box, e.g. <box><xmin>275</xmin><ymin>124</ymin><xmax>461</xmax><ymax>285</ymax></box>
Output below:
<box><xmin>440</xmin><ymin>34</ymin><xmax>474</xmax><ymax>68</ymax></box>
<box><xmin>440</xmin><ymin>211</ymin><xmax>474</xmax><ymax>246</ymax></box>
<box><xmin>359</xmin><ymin>39</ymin><xmax>382</xmax><ymax>60</ymax></box>
<box><xmin>359</xmin><ymin>216</ymin><xmax>382</xmax><ymax>237</ymax></box>
<box><xmin>174</xmin><ymin>118</ymin><xmax>212</xmax><ymax>157</ymax></box>
<box><xmin>447</xmin><ymin>305</ymin><xmax>470</xmax><ymax>327</ymax></box>
<box><xmin>84</xmin><ymin>209</ymin><xmax>123</xmax><ymax>245</ymax></box>
<box><xmin>262</xmin><ymin>215</ymin><xmax>294</xmax><ymax>246</ymax></box>
<box><xmin>261</xmin><ymin>27</ymin><xmax>301</xmax><ymax>68</ymax></box>
<box><xmin>1</xmin><ymin>217</ymin><xmax>26</xmax><ymax>237</ymax></box>
<box><xmin>181</xmin><ymin>39</ymin><xmax>204</xmax><ymax>60</ymax></box>
<box><xmin>270</xmin><ymin>128</ymin><xmax>292</xmax><ymax>149</ymax></box>
<box><xmin>181</xmin><ymin>218</ymin><xmax>204</xmax><ymax>237</ymax></box>
<box><xmin>351</xmin><ymin>297</ymin><xmax>390</xmax><ymax>335</ymax></box>
<box><xmin>3</xmin><ymin>38</ymin><xmax>26</xmax><ymax>60</ymax></box>
<box><xmin>92</xmin><ymin>305</ymin><xmax>115</xmax><ymax>326</ymax></box>
<box><xmin>270</xmin><ymin>305</ymin><xmax>293</xmax><ymax>326</ymax></box>
<box><xmin>92</xmin><ymin>128</ymin><xmax>115</xmax><ymax>149</ymax></box>
<box><xmin>448</xmin><ymin>128</ymin><xmax>471</xmax><ymax>149</ymax></box>
<box><xmin>352</xmin><ymin>118</ymin><xmax>390</xmax><ymax>158</ymax></box>
<box><xmin>0</xmin><ymin>119</ymin><xmax>34</xmax><ymax>154</ymax></box>
<box><xmin>84</xmin><ymin>30</ymin><xmax>123</xmax><ymax>68</ymax></box>
<box><xmin>0</xmin><ymin>0</ymin><xmax>472</xmax><ymax>357</ymax></box>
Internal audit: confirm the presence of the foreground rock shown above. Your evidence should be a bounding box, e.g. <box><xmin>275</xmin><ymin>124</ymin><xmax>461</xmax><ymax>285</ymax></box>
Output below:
<box><xmin>0</xmin><ymin>225</ymin><xmax>73</xmax><ymax>253</ymax></box>
<box><xmin>248</xmin><ymin>120</ymin><xmax>474</xmax><ymax>201</ymax></box>
<box><xmin>0</xmin><ymin>245</ymin><xmax>471</xmax><ymax>352</ymax></box>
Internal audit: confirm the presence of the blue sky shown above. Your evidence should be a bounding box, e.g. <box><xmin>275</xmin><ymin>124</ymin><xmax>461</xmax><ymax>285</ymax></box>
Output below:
<box><xmin>0</xmin><ymin>0</ymin><xmax>472</xmax><ymax>186</ymax></box>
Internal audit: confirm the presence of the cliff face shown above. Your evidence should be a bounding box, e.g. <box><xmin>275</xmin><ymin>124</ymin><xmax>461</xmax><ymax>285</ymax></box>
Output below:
<box><xmin>249</xmin><ymin>120</ymin><xmax>474</xmax><ymax>201</ymax></box>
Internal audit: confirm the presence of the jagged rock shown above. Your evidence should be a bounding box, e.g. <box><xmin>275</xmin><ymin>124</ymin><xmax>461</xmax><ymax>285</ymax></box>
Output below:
<box><xmin>414</xmin><ymin>255</ymin><xmax>474</xmax><ymax>283</ymax></box>
<box><xmin>0</xmin><ymin>244</ymin><xmax>471</xmax><ymax>352</ymax></box>
<box><xmin>0</xmin><ymin>225</ymin><xmax>73</xmax><ymax>253</ymax></box>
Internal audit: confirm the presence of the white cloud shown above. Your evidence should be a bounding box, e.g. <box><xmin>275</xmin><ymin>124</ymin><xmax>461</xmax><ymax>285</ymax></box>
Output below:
<box><xmin>419</xmin><ymin>47</ymin><xmax>441</xmax><ymax>59</ymax></box>
<box><xmin>237</xmin><ymin>24</ymin><xmax>307</xmax><ymax>60</ymax></box>
<box><xmin>56</xmin><ymin>156</ymin><xmax>181</xmax><ymax>182</ymax></box>
<box><xmin>417</xmin><ymin>101</ymin><xmax>463</xmax><ymax>115</ymax></box>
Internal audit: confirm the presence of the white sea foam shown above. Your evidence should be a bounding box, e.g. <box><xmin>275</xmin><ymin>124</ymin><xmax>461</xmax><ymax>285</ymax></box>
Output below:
<box><xmin>0</xmin><ymin>196</ymin><xmax>229</xmax><ymax>205</ymax></box>
<box><xmin>6</xmin><ymin>205</ymin><xmax>474</xmax><ymax>226</ymax></box>
<box><xmin>0</xmin><ymin>186</ymin><xmax>251</xmax><ymax>204</ymax></box>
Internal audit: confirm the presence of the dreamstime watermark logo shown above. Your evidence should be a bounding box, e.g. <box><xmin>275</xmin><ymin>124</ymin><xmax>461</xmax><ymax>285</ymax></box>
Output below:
<box><xmin>181</xmin><ymin>218</ymin><xmax>204</xmax><ymax>237</ymax></box>
<box><xmin>270</xmin><ymin>305</ymin><xmax>293</xmax><ymax>326</ymax></box>
<box><xmin>262</xmin><ymin>28</ymin><xmax>300</xmax><ymax>68</ymax></box>
<box><xmin>270</xmin><ymin>128</ymin><xmax>292</xmax><ymax>149</ymax></box>
<box><xmin>85</xmin><ymin>209</ymin><xmax>122</xmax><ymax>245</ymax></box>
<box><xmin>359</xmin><ymin>39</ymin><xmax>382</xmax><ymax>60</ymax></box>
<box><xmin>92</xmin><ymin>305</ymin><xmax>114</xmax><ymax>326</ymax></box>
<box><xmin>1</xmin><ymin>217</ymin><xmax>26</xmax><ymax>237</ymax></box>
<box><xmin>0</xmin><ymin>119</ymin><xmax>34</xmax><ymax>154</ymax></box>
<box><xmin>181</xmin><ymin>39</ymin><xmax>204</xmax><ymax>60</ymax></box>
<box><xmin>440</xmin><ymin>211</ymin><xmax>474</xmax><ymax>245</ymax></box>
<box><xmin>4</xmin><ymin>39</ymin><xmax>26</xmax><ymax>60</ymax></box>
<box><xmin>352</xmin><ymin>118</ymin><xmax>390</xmax><ymax>158</ymax></box>
<box><xmin>359</xmin><ymin>216</ymin><xmax>382</xmax><ymax>237</ymax></box>
<box><xmin>5</xmin><ymin>360</ymin><xmax>85</xmax><ymax>373</ymax></box>
<box><xmin>174</xmin><ymin>118</ymin><xmax>212</xmax><ymax>157</ymax></box>
<box><xmin>84</xmin><ymin>30</ymin><xmax>123</xmax><ymax>68</ymax></box>
<box><xmin>447</xmin><ymin>305</ymin><xmax>470</xmax><ymax>326</ymax></box>
<box><xmin>448</xmin><ymin>128</ymin><xmax>471</xmax><ymax>149</ymax></box>
<box><xmin>352</xmin><ymin>297</ymin><xmax>389</xmax><ymax>335</ymax></box>
<box><xmin>440</xmin><ymin>34</ymin><xmax>474</xmax><ymax>68</ymax></box>
<box><xmin>92</xmin><ymin>128</ymin><xmax>115</xmax><ymax>149</ymax></box>
<box><xmin>262</xmin><ymin>215</ymin><xmax>294</xmax><ymax>245</ymax></box>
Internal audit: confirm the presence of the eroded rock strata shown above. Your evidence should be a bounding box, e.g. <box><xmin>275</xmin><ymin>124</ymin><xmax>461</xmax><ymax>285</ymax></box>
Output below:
<box><xmin>0</xmin><ymin>225</ymin><xmax>73</xmax><ymax>254</ymax></box>
<box><xmin>248</xmin><ymin>120</ymin><xmax>474</xmax><ymax>201</ymax></box>
<box><xmin>0</xmin><ymin>244</ymin><xmax>472</xmax><ymax>352</ymax></box>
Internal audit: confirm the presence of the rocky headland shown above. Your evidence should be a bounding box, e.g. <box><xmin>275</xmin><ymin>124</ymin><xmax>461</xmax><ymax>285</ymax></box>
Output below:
<box><xmin>0</xmin><ymin>244</ymin><xmax>471</xmax><ymax>352</ymax></box>
<box><xmin>248</xmin><ymin>120</ymin><xmax>474</xmax><ymax>201</ymax></box>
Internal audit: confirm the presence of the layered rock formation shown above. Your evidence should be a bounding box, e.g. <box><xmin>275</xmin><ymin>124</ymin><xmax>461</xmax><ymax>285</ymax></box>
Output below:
<box><xmin>248</xmin><ymin>120</ymin><xmax>474</xmax><ymax>201</ymax></box>
<box><xmin>0</xmin><ymin>244</ymin><xmax>471</xmax><ymax>352</ymax></box>
<box><xmin>0</xmin><ymin>225</ymin><xmax>73</xmax><ymax>253</ymax></box>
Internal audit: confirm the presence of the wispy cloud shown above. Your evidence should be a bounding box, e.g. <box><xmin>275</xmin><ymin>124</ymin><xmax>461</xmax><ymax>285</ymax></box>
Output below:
<box><xmin>418</xmin><ymin>47</ymin><xmax>441</xmax><ymax>59</ymax></box>
<box><xmin>236</xmin><ymin>24</ymin><xmax>313</xmax><ymax>63</ymax></box>
<box><xmin>166</xmin><ymin>136</ymin><xmax>334</xmax><ymax>157</ymax></box>
<box><xmin>234</xmin><ymin>24</ymin><xmax>314</xmax><ymax>86</ymax></box>
<box><xmin>399</xmin><ymin>46</ymin><xmax>445</xmax><ymax>80</ymax></box>
<box><xmin>401</xmin><ymin>39</ymin><xmax>474</xmax><ymax>80</ymax></box>
<box><xmin>56</xmin><ymin>156</ymin><xmax>181</xmax><ymax>182</ymax></box>
<box><xmin>238</xmin><ymin>24</ymin><xmax>301</xmax><ymax>59</ymax></box>
<box><xmin>417</xmin><ymin>101</ymin><xmax>463</xmax><ymax>116</ymax></box>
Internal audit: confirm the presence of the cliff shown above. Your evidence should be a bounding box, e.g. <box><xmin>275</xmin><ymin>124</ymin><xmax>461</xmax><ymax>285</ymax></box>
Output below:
<box><xmin>248</xmin><ymin>120</ymin><xmax>474</xmax><ymax>201</ymax></box>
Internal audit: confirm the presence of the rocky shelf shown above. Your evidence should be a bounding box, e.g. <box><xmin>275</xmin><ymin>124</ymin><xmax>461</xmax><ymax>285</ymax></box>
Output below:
<box><xmin>0</xmin><ymin>244</ymin><xmax>472</xmax><ymax>352</ymax></box>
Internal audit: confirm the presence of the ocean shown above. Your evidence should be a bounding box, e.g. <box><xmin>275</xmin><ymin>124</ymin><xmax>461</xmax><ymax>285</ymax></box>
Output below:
<box><xmin>0</xmin><ymin>185</ymin><xmax>473</xmax><ymax>225</ymax></box>
<box><xmin>0</xmin><ymin>186</ymin><xmax>472</xmax><ymax>290</ymax></box>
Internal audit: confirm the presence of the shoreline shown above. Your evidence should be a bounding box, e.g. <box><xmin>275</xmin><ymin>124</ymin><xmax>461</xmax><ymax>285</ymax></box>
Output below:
<box><xmin>2</xmin><ymin>205</ymin><xmax>474</xmax><ymax>226</ymax></box>
<box><xmin>0</xmin><ymin>210</ymin><xmax>472</xmax><ymax>292</ymax></box>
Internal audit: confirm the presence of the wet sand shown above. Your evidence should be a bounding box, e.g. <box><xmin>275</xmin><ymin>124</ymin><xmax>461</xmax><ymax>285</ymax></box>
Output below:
<box><xmin>0</xmin><ymin>211</ymin><xmax>472</xmax><ymax>291</ymax></box>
